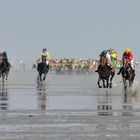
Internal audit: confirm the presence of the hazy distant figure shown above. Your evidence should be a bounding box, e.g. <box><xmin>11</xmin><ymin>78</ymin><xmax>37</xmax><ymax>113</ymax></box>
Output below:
<box><xmin>2</xmin><ymin>51</ymin><xmax>11</xmax><ymax>80</ymax></box>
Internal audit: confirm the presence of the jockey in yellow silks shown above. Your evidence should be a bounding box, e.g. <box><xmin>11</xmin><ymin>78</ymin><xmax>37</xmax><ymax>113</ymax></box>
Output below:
<box><xmin>36</xmin><ymin>48</ymin><xmax>50</xmax><ymax>65</ymax></box>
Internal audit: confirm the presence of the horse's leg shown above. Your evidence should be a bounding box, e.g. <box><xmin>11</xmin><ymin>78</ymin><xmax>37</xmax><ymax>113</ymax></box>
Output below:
<box><xmin>131</xmin><ymin>74</ymin><xmax>135</xmax><ymax>85</ymax></box>
<box><xmin>130</xmin><ymin>72</ymin><xmax>135</xmax><ymax>87</ymax></box>
<box><xmin>6</xmin><ymin>72</ymin><xmax>9</xmax><ymax>80</ymax></box>
<box><xmin>38</xmin><ymin>72</ymin><xmax>42</xmax><ymax>82</ymax></box>
<box><xmin>5</xmin><ymin>71</ymin><xmax>8</xmax><ymax>80</ymax></box>
<box><xmin>102</xmin><ymin>79</ymin><xmax>105</xmax><ymax>88</ymax></box>
<box><xmin>37</xmin><ymin>73</ymin><xmax>40</xmax><ymax>81</ymax></box>
<box><xmin>129</xmin><ymin>81</ymin><xmax>131</xmax><ymax>87</ymax></box>
<box><xmin>43</xmin><ymin>73</ymin><xmax>46</xmax><ymax>81</ymax></box>
<box><xmin>2</xmin><ymin>73</ymin><xmax>5</xmax><ymax>83</ymax></box>
<box><xmin>40</xmin><ymin>73</ymin><xmax>42</xmax><ymax>81</ymax></box>
<box><xmin>123</xmin><ymin>78</ymin><xmax>127</xmax><ymax>90</ymax></box>
<box><xmin>106</xmin><ymin>79</ymin><xmax>109</xmax><ymax>88</ymax></box>
<box><xmin>109</xmin><ymin>77</ymin><xmax>112</xmax><ymax>88</ymax></box>
<box><xmin>109</xmin><ymin>75</ymin><xmax>113</xmax><ymax>88</ymax></box>
<box><xmin>97</xmin><ymin>77</ymin><xmax>102</xmax><ymax>88</ymax></box>
<box><xmin>129</xmin><ymin>78</ymin><xmax>132</xmax><ymax>87</ymax></box>
<box><xmin>6</xmin><ymin>68</ymin><xmax>10</xmax><ymax>80</ymax></box>
<box><xmin>43</xmin><ymin>67</ymin><xmax>49</xmax><ymax>81</ymax></box>
<box><xmin>6</xmin><ymin>74</ymin><xmax>7</xmax><ymax>80</ymax></box>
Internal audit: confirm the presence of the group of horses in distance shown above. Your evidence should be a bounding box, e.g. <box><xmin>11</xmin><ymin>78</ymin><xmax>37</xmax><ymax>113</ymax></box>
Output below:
<box><xmin>96</xmin><ymin>56</ymin><xmax>135</xmax><ymax>90</ymax></box>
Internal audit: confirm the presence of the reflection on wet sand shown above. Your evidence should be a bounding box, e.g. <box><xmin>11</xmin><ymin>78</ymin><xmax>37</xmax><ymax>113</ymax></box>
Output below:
<box><xmin>98</xmin><ymin>91</ymin><xmax>112</xmax><ymax>116</ymax></box>
<box><xmin>37</xmin><ymin>83</ymin><xmax>48</xmax><ymax>111</ymax></box>
<box><xmin>0</xmin><ymin>71</ymin><xmax>140</xmax><ymax>140</ymax></box>
<box><xmin>122</xmin><ymin>89</ymin><xmax>134</xmax><ymax>116</ymax></box>
<box><xmin>0</xmin><ymin>84</ymin><xmax>8</xmax><ymax>110</ymax></box>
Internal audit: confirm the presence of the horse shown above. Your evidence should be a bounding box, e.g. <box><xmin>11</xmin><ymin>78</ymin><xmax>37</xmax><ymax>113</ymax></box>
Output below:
<box><xmin>121</xmin><ymin>60</ymin><xmax>135</xmax><ymax>90</ymax></box>
<box><xmin>3</xmin><ymin>61</ymin><xmax>10</xmax><ymax>80</ymax></box>
<box><xmin>0</xmin><ymin>59</ymin><xmax>10</xmax><ymax>82</ymax></box>
<box><xmin>37</xmin><ymin>56</ymin><xmax>49</xmax><ymax>82</ymax></box>
<box><xmin>96</xmin><ymin>56</ymin><xmax>115</xmax><ymax>88</ymax></box>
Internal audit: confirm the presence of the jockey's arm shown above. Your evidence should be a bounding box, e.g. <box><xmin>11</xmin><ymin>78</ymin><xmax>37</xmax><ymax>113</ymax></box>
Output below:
<box><xmin>129</xmin><ymin>53</ymin><xmax>133</xmax><ymax>61</ymax></box>
<box><xmin>39</xmin><ymin>52</ymin><xmax>42</xmax><ymax>60</ymax></box>
<box><xmin>46</xmin><ymin>52</ymin><xmax>50</xmax><ymax>60</ymax></box>
<box><xmin>36</xmin><ymin>52</ymin><xmax>42</xmax><ymax>64</ymax></box>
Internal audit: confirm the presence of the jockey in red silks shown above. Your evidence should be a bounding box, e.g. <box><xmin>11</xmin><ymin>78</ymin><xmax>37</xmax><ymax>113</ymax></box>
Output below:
<box><xmin>117</xmin><ymin>48</ymin><xmax>134</xmax><ymax>75</ymax></box>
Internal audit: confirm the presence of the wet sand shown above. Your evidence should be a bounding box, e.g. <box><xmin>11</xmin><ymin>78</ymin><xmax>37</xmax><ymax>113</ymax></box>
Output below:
<box><xmin>0</xmin><ymin>69</ymin><xmax>140</xmax><ymax>140</ymax></box>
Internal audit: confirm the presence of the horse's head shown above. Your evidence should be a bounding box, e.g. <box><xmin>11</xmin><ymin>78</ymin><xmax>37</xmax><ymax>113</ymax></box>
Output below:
<box><xmin>122</xmin><ymin>60</ymin><xmax>132</xmax><ymax>79</ymax></box>
<box><xmin>42</xmin><ymin>55</ymin><xmax>46</xmax><ymax>63</ymax></box>
<box><xmin>123</xmin><ymin>60</ymin><xmax>131</xmax><ymax>70</ymax></box>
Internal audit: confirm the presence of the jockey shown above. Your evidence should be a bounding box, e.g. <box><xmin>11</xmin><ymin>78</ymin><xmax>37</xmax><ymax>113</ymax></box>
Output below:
<box><xmin>2</xmin><ymin>51</ymin><xmax>10</xmax><ymax>67</ymax></box>
<box><xmin>101</xmin><ymin>50</ymin><xmax>111</xmax><ymax>65</ymax></box>
<box><xmin>95</xmin><ymin>50</ymin><xmax>112</xmax><ymax>72</ymax></box>
<box><xmin>37</xmin><ymin>48</ymin><xmax>50</xmax><ymax>65</ymax></box>
<box><xmin>117</xmin><ymin>48</ymin><xmax>134</xmax><ymax>75</ymax></box>
<box><xmin>109</xmin><ymin>48</ymin><xmax>118</xmax><ymax>61</ymax></box>
<box><xmin>2</xmin><ymin>51</ymin><xmax>8</xmax><ymax>62</ymax></box>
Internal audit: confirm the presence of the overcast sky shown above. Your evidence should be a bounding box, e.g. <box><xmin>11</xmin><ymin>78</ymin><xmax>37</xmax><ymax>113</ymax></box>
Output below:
<box><xmin>0</xmin><ymin>0</ymin><xmax>139</xmax><ymax>65</ymax></box>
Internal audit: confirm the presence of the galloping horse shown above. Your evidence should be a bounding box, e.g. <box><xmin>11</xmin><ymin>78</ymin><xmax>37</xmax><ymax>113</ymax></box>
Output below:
<box><xmin>96</xmin><ymin>56</ymin><xmax>115</xmax><ymax>88</ymax></box>
<box><xmin>0</xmin><ymin>61</ymin><xmax>10</xmax><ymax>82</ymax></box>
<box><xmin>37</xmin><ymin>55</ymin><xmax>49</xmax><ymax>82</ymax></box>
<box><xmin>121</xmin><ymin>60</ymin><xmax>135</xmax><ymax>89</ymax></box>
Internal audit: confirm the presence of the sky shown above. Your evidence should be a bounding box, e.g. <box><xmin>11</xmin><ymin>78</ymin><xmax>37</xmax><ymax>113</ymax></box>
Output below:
<box><xmin>0</xmin><ymin>0</ymin><xmax>139</xmax><ymax>66</ymax></box>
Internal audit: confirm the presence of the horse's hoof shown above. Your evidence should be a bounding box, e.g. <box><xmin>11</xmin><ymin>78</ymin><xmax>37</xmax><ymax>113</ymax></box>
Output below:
<box><xmin>109</xmin><ymin>84</ymin><xmax>112</xmax><ymax>88</ymax></box>
<box><xmin>98</xmin><ymin>86</ymin><xmax>102</xmax><ymax>88</ymax></box>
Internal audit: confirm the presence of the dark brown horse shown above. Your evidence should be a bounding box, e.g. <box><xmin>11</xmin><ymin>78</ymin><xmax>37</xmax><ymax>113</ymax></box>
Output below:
<box><xmin>0</xmin><ymin>59</ymin><xmax>10</xmax><ymax>82</ymax></box>
<box><xmin>96</xmin><ymin>56</ymin><xmax>115</xmax><ymax>88</ymax></box>
<box><xmin>121</xmin><ymin>60</ymin><xmax>135</xmax><ymax>90</ymax></box>
<box><xmin>37</xmin><ymin>56</ymin><xmax>49</xmax><ymax>82</ymax></box>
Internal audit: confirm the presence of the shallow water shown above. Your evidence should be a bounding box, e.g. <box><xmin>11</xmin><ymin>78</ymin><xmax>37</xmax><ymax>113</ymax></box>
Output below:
<box><xmin>0</xmin><ymin>69</ymin><xmax>140</xmax><ymax>139</ymax></box>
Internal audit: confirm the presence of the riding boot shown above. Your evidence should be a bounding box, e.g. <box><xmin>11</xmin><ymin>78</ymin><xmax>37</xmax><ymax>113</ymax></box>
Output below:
<box><xmin>117</xmin><ymin>66</ymin><xmax>123</xmax><ymax>75</ymax></box>
<box><xmin>95</xmin><ymin>69</ymin><xmax>98</xmax><ymax>72</ymax></box>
